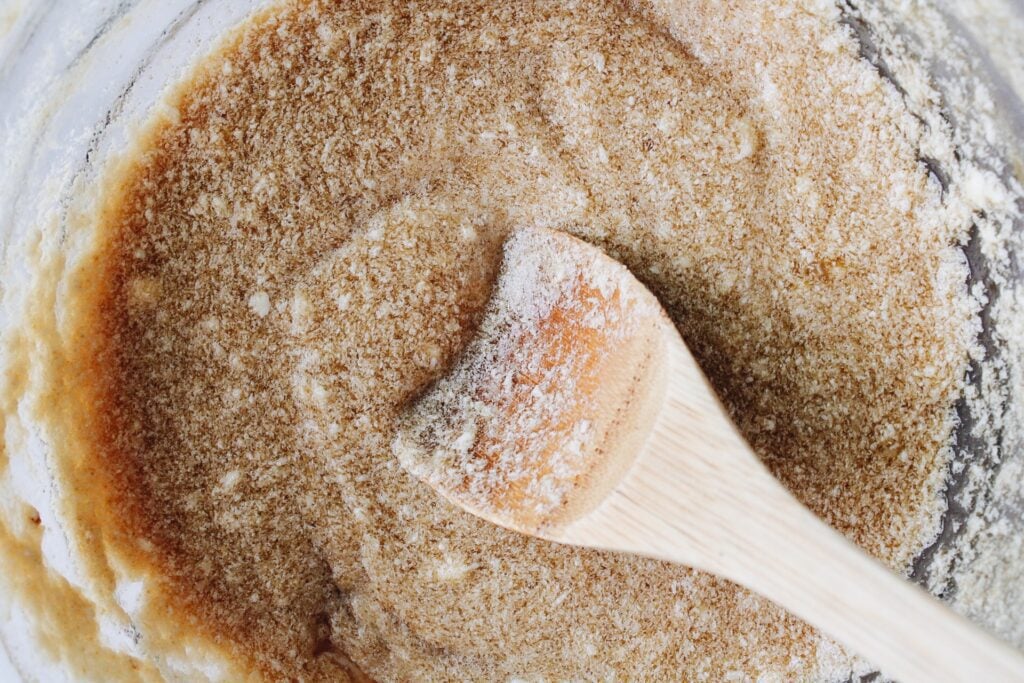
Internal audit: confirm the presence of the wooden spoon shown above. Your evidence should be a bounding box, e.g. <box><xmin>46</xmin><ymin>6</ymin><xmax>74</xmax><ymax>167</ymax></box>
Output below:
<box><xmin>394</xmin><ymin>226</ymin><xmax>1024</xmax><ymax>682</ymax></box>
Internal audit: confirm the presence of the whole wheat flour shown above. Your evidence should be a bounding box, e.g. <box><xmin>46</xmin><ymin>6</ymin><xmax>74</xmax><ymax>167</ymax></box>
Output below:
<box><xmin>4</xmin><ymin>0</ymin><xmax>1019</xmax><ymax>681</ymax></box>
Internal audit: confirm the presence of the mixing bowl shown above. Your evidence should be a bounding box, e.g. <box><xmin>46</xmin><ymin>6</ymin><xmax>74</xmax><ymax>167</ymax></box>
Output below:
<box><xmin>1</xmin><ymin>0</ymin><xmax>1021</xmax><ymax>680</ymax></box>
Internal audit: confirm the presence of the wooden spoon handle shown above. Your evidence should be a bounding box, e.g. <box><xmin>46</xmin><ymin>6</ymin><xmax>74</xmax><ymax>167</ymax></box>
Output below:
<box><xmin>557</xmin><ymin>339</ymin><xmax>1024</xmax><ymax>682</ymax></box>
<box><xmin>564</xmin><ymin>443</ymin><xmax>1024</xmax><ymax>682</ymax></box>
<box><xmin>732</xmin><ymin>493</ymin><xmax>1024</xmax><ymax>683</ymax></box>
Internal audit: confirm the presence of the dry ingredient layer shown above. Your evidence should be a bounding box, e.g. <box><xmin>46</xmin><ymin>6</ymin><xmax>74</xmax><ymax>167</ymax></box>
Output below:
<box><xmin>82</xmin><ymin>0</ymin><xmax>974</xmax><ymax>680</ymax></box>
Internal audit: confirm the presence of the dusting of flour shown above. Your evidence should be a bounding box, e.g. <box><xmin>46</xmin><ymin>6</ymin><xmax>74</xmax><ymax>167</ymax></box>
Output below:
<box><xmin>395</xmin><ymin>228</ymin><xmax>661</xmax><ymax>530</ymax></box>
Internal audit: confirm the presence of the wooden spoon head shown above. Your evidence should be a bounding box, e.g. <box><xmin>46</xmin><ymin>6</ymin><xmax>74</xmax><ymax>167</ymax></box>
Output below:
<box><xmin>393</xmin><ymin>227</ymin><xmax>674</xmax><ymax>537</ymax></box>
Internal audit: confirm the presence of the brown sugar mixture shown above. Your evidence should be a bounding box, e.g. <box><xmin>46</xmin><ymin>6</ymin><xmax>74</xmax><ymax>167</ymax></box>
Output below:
<box><xmin>77</xmin><ymin>0</ymin><xmax>976</xmax><ymax>679</ymax></box>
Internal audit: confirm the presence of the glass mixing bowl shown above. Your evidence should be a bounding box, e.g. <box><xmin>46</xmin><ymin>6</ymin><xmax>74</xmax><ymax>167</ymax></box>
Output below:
<box><xmin>1</xmin><ymin>1</ymin><xmax>1021</xmax><ymax>680</ymax></box>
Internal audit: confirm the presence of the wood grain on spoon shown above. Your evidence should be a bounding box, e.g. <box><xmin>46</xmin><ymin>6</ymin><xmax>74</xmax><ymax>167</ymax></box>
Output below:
<box><xmin>394</xmin><ymin>226</ymin><xmax>1024</xmax><ymax>683</ymax></box>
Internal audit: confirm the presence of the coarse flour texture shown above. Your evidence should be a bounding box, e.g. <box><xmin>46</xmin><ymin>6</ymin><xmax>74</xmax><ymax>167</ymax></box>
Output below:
<box><xmin>5</xmin><ymin>0</ymin><xmax>1022</xmax><ymax>681</ymax></box>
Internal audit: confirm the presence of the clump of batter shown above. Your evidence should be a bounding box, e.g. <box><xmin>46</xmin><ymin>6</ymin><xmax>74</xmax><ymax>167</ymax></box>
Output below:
<box><xmin>67</xmin><ymin>0</ymin><xmax>975</xmax><ymax>679</ymax></box>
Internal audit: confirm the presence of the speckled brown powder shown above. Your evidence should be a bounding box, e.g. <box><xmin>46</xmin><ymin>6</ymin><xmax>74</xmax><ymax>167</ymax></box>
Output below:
<box><xmin>80</xmin><ymin>0</ymin><xmax>975</xmax><ymax>680</ymax></box>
